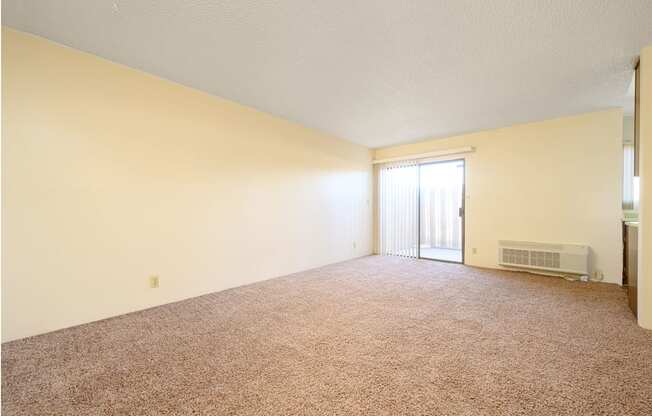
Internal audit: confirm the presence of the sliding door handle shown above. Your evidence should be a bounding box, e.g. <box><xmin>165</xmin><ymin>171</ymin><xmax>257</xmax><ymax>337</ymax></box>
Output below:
<box><xmin>459</xmin><ymin>207</ymin><xmax>464</xmax><ymax>217</ymax></box>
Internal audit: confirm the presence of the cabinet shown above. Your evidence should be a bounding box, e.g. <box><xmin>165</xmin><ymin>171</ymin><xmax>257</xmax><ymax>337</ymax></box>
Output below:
<box><xmin>623</xmin><ymin>222</ymin><xmax>638</xmax><ymax>317</ymax></box>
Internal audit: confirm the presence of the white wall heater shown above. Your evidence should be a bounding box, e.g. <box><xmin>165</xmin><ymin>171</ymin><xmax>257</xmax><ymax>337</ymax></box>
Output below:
<box><xmin>498</xmin><ymin>240</ymin><xmax>589</xmax><ymax>275</ymax></box>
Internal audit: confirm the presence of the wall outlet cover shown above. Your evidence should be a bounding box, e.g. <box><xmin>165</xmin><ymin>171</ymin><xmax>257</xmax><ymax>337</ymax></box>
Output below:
<box><xmin>149</xmin><ymin>276</ymin><xmax>160</xmax><ymax>288</ymax></box>
<box><xmin>592</xmin><ymin>271</ymin><xmax>604</xmax><ymax>282</ymax></box>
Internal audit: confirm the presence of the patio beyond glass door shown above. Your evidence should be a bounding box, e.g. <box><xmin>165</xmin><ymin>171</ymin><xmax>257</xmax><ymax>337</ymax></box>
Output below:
<box><xmin>419</xmin><ymin>160</ymin><xmax>464</xmax><ymax>263</ymax></box>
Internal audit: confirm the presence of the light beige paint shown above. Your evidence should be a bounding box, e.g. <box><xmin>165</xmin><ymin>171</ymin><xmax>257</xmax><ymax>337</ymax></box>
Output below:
<box><xmin>1</xmin><ymin>28</ymin><xmax>373</xmax><ymax>342</ymax></box>
<box><xmin>374</xmin><ymin>110</ymin><xmax>624</xmax><ymax>284</ymax></box>
<box><xmin>638</xmin><ymin>45</ymin><xmax>652</xmax><ymax>330</ymax></box>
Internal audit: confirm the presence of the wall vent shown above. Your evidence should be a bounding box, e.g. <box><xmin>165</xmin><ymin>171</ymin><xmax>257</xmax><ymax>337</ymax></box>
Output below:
<box><xmin>498</xmin><ymin>241</ymin><xmax>588</xmax><ymax>275</ymax></box>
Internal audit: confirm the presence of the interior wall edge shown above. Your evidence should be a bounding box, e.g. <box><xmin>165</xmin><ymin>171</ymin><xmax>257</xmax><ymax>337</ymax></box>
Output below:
<box><xmin>637</xmin><ymin>44</ymin><xmax>652</xmax><ymax>330</ymax></box>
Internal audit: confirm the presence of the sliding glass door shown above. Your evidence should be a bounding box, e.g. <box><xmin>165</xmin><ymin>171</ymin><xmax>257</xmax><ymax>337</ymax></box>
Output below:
<box><xmin>418</xmin><ymin>160</ymin><xmax>464</xmax><ymax>263</ymax></box>
<box><xmin>378</xmin><ymin>158</ymin><xmax>465</xmax><ymax>263</ymax></box>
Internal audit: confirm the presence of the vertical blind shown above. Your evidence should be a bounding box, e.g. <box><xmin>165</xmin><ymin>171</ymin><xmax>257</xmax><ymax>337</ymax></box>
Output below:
<box><xmin>378</xmin><ymin>160</ymin><xmax>419</xmax><ymax>258</ymax></box>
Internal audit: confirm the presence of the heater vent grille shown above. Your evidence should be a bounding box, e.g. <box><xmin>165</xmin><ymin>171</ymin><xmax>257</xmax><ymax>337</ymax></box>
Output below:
<box><xmin>502</xmin><ymin>248</ymin><xmax>529</xmax><ymax>266</ymax></box>
<box><xmin>529</xmin><ymin>250</ymin><xmax>561</xmax><ymax>269</ymax></box>
<box><xmin>498</xmin><ymin>241</ymin><xmax>588</xmax><ymax>275</ymax></box>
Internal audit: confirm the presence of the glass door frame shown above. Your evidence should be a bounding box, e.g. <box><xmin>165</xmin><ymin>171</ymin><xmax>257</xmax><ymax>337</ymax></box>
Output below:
<box><xmin>417</xmin><ymin>158</ymin><xmax>465</xmax><ymax>264</ymax></box>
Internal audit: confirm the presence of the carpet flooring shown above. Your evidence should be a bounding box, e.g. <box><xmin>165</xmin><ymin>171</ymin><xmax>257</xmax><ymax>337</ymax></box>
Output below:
<box><xmin>2</xmin><ymin>255</ymin><xmax>652</xmax><ymax>415</ymax></box>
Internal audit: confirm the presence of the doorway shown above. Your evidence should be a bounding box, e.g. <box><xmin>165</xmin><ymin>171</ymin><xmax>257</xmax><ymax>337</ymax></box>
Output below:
<box><xmin>418</xmin><ymin>159</ymin><xmax>464</xmax><ymax>263</ymax></box>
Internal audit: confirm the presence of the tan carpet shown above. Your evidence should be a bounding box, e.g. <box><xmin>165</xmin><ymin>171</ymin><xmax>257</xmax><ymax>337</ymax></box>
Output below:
<box><xmin>3</xmin><ymin>255</ymin><xmax>652</xmax><ymax>415</ymax></box>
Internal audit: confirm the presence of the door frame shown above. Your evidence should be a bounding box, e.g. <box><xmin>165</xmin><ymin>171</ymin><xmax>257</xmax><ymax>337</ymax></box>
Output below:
<box><xmin>417</xmin><ymin>158</ymin><xmax>465</xmax><ymax>264</ymax></box>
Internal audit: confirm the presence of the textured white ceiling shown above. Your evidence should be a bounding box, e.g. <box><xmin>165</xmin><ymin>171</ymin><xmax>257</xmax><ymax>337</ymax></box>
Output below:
<box><xmin>3</xmin><ymin>1</ymin><xmax>652</xmax><ymax>148</ymax></box>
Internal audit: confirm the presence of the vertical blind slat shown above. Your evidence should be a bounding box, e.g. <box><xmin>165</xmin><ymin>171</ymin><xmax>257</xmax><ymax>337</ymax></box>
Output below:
<box><xmin>378</xmin><ymin>161</ymin><xmax>418</xmax><ymax>258</ymax></box>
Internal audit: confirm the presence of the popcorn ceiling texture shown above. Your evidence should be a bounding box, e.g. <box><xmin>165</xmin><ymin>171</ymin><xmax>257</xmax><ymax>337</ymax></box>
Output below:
<box><xmin>2</xmin><ymin>256</ymin><xmax>652</xmax><ymax>415</ymax></box>
<box><xmin>3</xmin><ymin>1</ymin><xmax>652</xmax><ymax>147</ymax></box>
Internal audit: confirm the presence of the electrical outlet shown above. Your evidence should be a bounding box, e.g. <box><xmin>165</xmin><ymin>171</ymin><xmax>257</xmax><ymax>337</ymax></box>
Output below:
<box><xmin>592</xmin><ymin>271</ymin><xmax>604</xmax><ymax>282</ymax></box>
<box><xmin>149</xmin><ymin>275</ymin><xmax>159</xmax><ymax>288</ymax></box>
<box><xmin>472</xmin><ymin>248</ymin><xmax>477</xmax><ymax>254</ymax></box>
<box><xmin>353</xmin><ymin>241</ymin><xmax>357</xmax><ymax>249</ymax></box>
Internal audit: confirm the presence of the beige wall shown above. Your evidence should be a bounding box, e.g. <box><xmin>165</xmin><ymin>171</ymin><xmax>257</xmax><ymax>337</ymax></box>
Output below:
<box><xmin>624</xmin><ymin>115</ymin><xmax>634</xmax><ymax>144</ymax></box>
<box><xmin>374</xmin><ymin>110</ymin><xmax>624</xmax><ymax>284</ymax></box>
<box><xmin>1</xmin><ymin>29</ymin><xmax>373</xmax><ymax>342</ymax></box>
<box><xmin>638</xmin><ymin>45</ymin><xmax>652</xmax><ymax>330</ymax></box>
